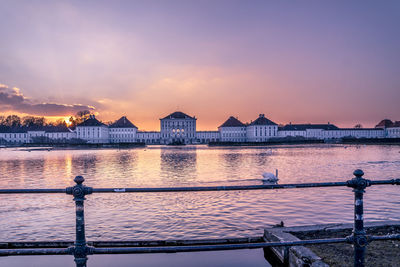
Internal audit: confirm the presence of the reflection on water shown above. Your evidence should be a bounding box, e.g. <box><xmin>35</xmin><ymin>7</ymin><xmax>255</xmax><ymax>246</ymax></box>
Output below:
<box><xmin>0</xmin><ymin>144</ymin><xmax>399</xmax><ymax>242</ymax></box>
<box><xmin>160</xmin><ymin>148</ymin><xmax>197</xmax><ymax>183</ymax></box>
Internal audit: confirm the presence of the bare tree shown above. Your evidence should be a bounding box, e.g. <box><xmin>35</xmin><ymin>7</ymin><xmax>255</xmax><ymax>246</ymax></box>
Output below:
<box><xmin>68</xmin><ymin>116</ymin><xmax>77</xmax><ymax>129</ymax></box>
<box><xmin>4</xmin><ymin>115</ymin><xmax>21</xmax><ymax>127</ymax></box>
<box><xmin>22</xmin><ymin>116</ymin><xmax>46</xmax><ymax>127</ymax></box>
<box><xmin>75</xmin><ymin>110</ymin><xmax>91</xmax><ymax>123</ymax></box>
<box><xmin>22</xmin><ymin>116</ymin><xmax>36</xmax><ymax>127</ymax></box>
<box><xmin>34</xmin><ymin>117</ymin><xmax>46</xmax><ymax>126</ymax></box>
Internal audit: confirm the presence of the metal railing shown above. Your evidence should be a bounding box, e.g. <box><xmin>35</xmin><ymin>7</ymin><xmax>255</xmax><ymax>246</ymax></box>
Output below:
<box><xmin>0</xmin><ymin>169</ymin><xmax>399</xmax><ymax>267</ymax></box>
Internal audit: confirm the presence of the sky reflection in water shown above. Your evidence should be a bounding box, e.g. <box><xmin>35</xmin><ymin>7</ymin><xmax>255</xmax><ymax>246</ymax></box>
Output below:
<box><xmin>0</xmin><ymin>144</ymin><xmax>399</xmax><ymax>242</ymax></box>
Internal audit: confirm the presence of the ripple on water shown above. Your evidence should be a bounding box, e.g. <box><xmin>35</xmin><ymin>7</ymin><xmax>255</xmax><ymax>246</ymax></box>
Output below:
<box><xmin>0</xmin><ymin>144</ymin><xmax>399</xmax><ymax>241</ymax></box>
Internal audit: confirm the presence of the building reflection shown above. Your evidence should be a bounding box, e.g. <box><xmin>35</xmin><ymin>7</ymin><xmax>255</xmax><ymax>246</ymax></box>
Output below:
<box><xmin>220</xmin><ymin>150</ymin><xmax>244</xmax><ymax>169</ymax></box>
<box><xmin>251</xmin><ymin>151</ymin><xmax>272</xmax><ymax>166</ymax></box>
<box><xmin>116</xmin><ymin>151</ymin><xmax>137</xmax><ymax>169</ymax></box>
<box><xmin>0</xmin><ymin>159</ymin><xmax>27</xmax><ymax>186</ymax></box>
<box><xmin>160</xmin><ymin>148</ymin><xmax>197</xmax><ymax>182</ymax></box>
<box><xmin>71</xmin><ymin>154</ymin><xmax>98</xmax><ymax>177</ymax></box>
<box><xmin>65</xmin><ymin>154</ymin><xmax>72</xmax><ymax>178</ymax></box>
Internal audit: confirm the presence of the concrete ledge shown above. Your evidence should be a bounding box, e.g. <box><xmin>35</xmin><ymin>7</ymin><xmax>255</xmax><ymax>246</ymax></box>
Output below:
<box><xmin>263</xmin><ymin>227</ymin><xmax>328</xmax><ymax>267</ymax></box>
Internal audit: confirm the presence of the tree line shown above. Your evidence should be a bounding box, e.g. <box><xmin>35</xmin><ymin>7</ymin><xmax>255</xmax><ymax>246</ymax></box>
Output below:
<box><xmin>0</xmin><ymin>110</ymin><xmax>94</xmax><ymax>129</ymax></box>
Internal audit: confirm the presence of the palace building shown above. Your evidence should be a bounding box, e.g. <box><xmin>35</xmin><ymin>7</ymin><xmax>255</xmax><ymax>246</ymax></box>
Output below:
<box><xmin>1</xmin><ymin>112</ymin><xmax>399</xmax><ymax>144</ymax></box>
<box><xmin>76</xmin><ymin>115</ymin><xmax>109</xmax><ymax>143</ymax></box>
<box><xmin>160</xmin><ymin>111</ymin><xmax>197</xmax><ymax>144</ymax></box>
<box><xmin>218</xmin><ymin>116</ymin><xmax>247</xmax><ymax>142</ymax></box>
<box><xmin>109</xmin><ymin>116</ymin><xmax>138</xmax><ymax>143</ymax></box>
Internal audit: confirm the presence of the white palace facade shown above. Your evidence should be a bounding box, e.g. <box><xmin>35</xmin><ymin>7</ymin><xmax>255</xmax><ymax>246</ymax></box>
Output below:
<box><xmin>1</xmin><ymin>111</ymin><xmax>399</xmax><ymax>144</ymax></box>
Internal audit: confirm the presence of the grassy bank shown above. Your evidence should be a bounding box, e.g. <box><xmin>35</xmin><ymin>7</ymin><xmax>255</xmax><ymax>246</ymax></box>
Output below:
<box><xmin>293</xmin><ymin>226</ymin><xmax>400</xmax><ymax>267</ymax></box>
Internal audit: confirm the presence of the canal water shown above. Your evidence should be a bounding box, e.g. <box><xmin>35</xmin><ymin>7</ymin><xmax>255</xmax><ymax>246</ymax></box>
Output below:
<box><xmin>0</xmin><ymin>144</ymin><xmax>399</xmax><ymax>266</ymax></box>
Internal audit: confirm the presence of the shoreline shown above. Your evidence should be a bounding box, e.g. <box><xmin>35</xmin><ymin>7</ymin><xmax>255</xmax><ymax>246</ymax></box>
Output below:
<box><xmin>1</xmin><ymin>139</ymin><xmax>400</xmax><ymax>151</ymax></box>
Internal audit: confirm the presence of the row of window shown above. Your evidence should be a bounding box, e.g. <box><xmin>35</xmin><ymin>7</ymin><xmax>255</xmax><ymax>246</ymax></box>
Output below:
<box><xmin>137</xmin><ymin>135</ymin><xmax>160</xmax><ymax>138</ymax></box>
<box><xmin>254</xmin><ymin>128</ymin><xmax>276</xmax><ymax>137</ymax></box>
<box><xmin>388</xmin><ymin>129</ymin><xmax>400</xmax><ymax>134</ymax></box>
<box><xmin>161</xmin><ymin>121</ymin><xmax>195</xmax><ymax>127</ymax></box>
<box><xmin>47</xmin><ymin>133</ymin><xmax>70</xmax><ymax>138</ymax></box>
<box><xmin>222</xmin><ymin>133</ymin><xmax>246</xmax><ymax>137</ymax></box>
<box><xmin>0</xmin><ymin>133</ymin><xmax>27</xmax><ymax>138</ymax></box>
<box><xmin>161</xmin><ymin>133</ymin><xmax>195</xmax><ymax>138</ymax></box>
<box><xmin>162</xmin><ymin>127</ymin><xmax>195</xmax><ymax>132</ymax></box>
<box><xmin>110</xmin><ymin>129</ymin><xmax>135</xmax><ymax>132</ymax></box>
<box><xmin>80</xmin><ymin>131</ymin><xmax>101</xmax><ymax>138</ymax></box>
<box><xmin>110</xmin><ymin>134</ymin><xmax>135</xmax><ymax>138</ymax></box>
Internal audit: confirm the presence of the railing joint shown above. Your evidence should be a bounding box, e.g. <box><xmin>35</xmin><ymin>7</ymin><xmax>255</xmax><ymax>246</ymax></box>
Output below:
<box><xmin>392</xmin><ymin>179</ymin><xmax>400</xmax><ymax>185</ymax></box>
<box><xmin>66</xmin><ymin>176</ymin><xmax>93</xmax><ymax>200</ymax></box>
<box><xmin>352</xmin><ymin>233</ymin><xmax>370</xmax><ymax>248</ymax></box>
<box><xmin>346</xmin><ymin>169</ymin><xmax>371</xmax><ymax>192</ymax></box>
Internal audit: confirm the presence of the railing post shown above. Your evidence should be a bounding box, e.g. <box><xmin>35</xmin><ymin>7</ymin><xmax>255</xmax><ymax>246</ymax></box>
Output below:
<box><xmin>347</xmin><ymin>169</ymin><xmax>371</xmax><ymax>267</ymax></box>
<box><xmin>283</xmin><ymin>246</ymin><xmax>289</xmax><ymax>267</ymax></box>
<box><xmin>66</xmin><ymin>176</ymin><xmax>93</xmax><ymax>267</ymax></box>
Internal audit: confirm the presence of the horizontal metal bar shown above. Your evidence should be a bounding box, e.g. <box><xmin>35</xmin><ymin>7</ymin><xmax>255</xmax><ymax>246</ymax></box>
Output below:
<box><xmin>0</xmin><ymin>238</ymin><xmax>347</xmax><ymax>256</ymax></box>
<box><xmin>1</xmin><ymin>237</ymin><xmax>265</xmax><ymax>249</ymax></box>
<box><xmin>0</xmin><ymin>179</ymin><xmax>398</xmax><ymax>194</ymax></box>
<box><xmin>0</xmin><ymin>241</ymin><xmax>73</xmax><ymax>249</ymax></box>
<box><xmin>369</xmin><ymin>234</ymin><xmax>400</xmax><ymax>241</ymax></box>
<box><xmin>0</xmin><ymin>248</ymin><xmax>69</xmax><ymax>256</ymax></box>
<box><xmin>91</xmin><ymin>238</ymin><xmax>349</xmax><ymax>254</ymax></box>
<box><xmin>370</xmin><ymin>179</ymin><xmax>400</xmax><ymax>186</ymax></box>
<box><xmin>0</xmin><ymin>189</ymin><xmax>66</xmax><ymax>194</ymax></box>
<box><xmin>92</xmin><ymin>182</ymin><xmax>349</xmax><ymax>193</ymax></box>
<box><xmin>1</xmin><ymin>235</ymin><xmax>398</xmax><ymax>256</ymax></box>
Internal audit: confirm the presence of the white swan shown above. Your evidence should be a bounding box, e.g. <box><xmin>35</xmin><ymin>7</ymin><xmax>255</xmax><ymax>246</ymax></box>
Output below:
<box><xmin>262</xmin><ymin>169</ymin><xmax>279</xmax><ymax>184</ymax></box>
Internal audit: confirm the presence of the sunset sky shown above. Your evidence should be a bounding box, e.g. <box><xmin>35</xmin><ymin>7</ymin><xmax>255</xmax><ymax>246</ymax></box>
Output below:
<box><xmin>1</xmin><ymin>1</ymin><xmax>399</xmax><ymax>130</ymax></box>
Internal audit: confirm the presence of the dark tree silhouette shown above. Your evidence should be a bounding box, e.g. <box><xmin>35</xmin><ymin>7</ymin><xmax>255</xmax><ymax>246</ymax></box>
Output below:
<box><xmin>4</xmin><ymin>115</ymin><xmax>21</xmax><ymax>127</ymax></box>
<box><xmin>22</xmin><ymin>116</ymin><xmax>46</xmax><ymax>127</ymax></box>
<box><xmin>76</xmin><ymin>110</ymin><xmax>91</xmax><ymax>122</ymax></box>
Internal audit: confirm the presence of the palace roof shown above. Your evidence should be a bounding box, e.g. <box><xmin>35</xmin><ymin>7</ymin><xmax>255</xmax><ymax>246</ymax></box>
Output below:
<box><xmin>161</xmin><ymin>111</ymin><xmax>195</xmax><ymax>120</ymax></box>
<box><xmin>339</xmin><ymin>128</ymin><xmax>384</xmax><ymax>131</ymax></box>
<box><xmin>249</xmin><ymin>114</ymin><xmax>277</xmax><ymax>126</ymax></box>
<box><xmin>109</xmin><ymin>116</ymin><xmax>137</xmax><ymax>128</ymax></box>
<box><xmin>219</xmin><ymin>116</ymin><xmax>246</xmax><ymax>128</ymax></box>
<box><xmin>43</xmin><ymin>125</ymin><xmax>72</xmax><ymax>132</ymax></box>
<box><xmin>375</xmin><ymin>119</ymin><xmax>394</xmax><ymax>128</ymax></box>
<box><xmin>281</xmin><ymin>124</ymin><xmax>339</xmax><ymax>131</ymax></box>
<box><xmin>77</xmin><ymin>115</ymin><xmax>106</xmax><ymax>127</ymax></box>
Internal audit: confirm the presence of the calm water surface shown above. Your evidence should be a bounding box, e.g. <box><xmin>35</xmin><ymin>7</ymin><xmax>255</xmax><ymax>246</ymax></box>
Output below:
<box><xmin>1</xmin><ymin>144</ymin><xmax>399</xmax><ymax>243</ymax></box>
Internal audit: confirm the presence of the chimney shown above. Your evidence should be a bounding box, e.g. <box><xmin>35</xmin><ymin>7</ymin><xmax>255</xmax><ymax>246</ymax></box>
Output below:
<box><xmin>259</xmin><ymin>114</ymin><xmax>265</xmax><ymax>118</ymax></box>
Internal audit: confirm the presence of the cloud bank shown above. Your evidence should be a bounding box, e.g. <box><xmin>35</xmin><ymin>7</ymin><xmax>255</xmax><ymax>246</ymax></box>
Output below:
<box><xmin>0</xmin><ymin>84</ymin><xmax>95</xmax><ymax>116</ymax></box>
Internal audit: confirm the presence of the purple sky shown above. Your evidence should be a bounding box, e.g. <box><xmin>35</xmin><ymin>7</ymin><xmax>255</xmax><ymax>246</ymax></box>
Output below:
<box><xmin>1</xmin><ymin>0</ymin><xmax>399</xmax><ymax>130</ymax></box>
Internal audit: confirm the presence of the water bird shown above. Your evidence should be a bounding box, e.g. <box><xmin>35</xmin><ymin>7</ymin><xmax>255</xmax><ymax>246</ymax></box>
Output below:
<box><xmin>262</xmin><ymin>169</ymin><xmax>279</xmax><ymax>184</ymax></box>
<box><xmin>273</xmin><ymin>221</ymin><xmax>285</xmax><ymax>228</ymax></box>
